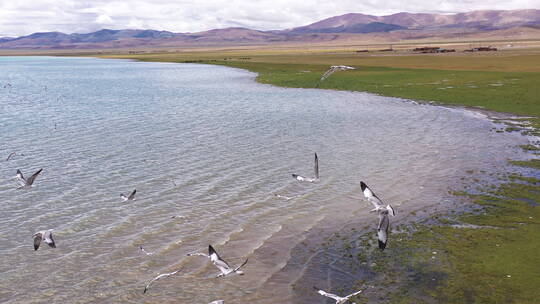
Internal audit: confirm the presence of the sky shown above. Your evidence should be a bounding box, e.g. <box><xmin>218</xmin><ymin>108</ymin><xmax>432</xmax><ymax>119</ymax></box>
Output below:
<box><xmin>0</xmin><ymin>0</ymin><xmax>538</xmax><ymax>37</ymax></box>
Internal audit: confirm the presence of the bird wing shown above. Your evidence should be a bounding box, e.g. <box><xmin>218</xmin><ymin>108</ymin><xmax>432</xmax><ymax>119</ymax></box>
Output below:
<box><xmin>26</xmin><ymin>168</ymin><xmax>43</xmax><ymax>186</ymax></box>
<box><xmin>43</xmin><ymin>230</ymin><xmax>56</xmax><ymax>248</ymax></box>
<box><xmin>233</xmin><ymin>258</ymin><xmax>249</xmax><ymax>272</ymax></box>
<box><xmin>377</xmin><ymin>211</ymin><xmax>389</xmax><ymax>250</ymax></box>
<box><xmin>360</xmin><ymin>181</ymin><xmax>383</xmax><ymax>208</ymax></box>
<box><xmin>143</xmin><ymin>270</ymin><xmax>180</xmax><ymax>294</ymax></box>
<box><xmin>313</xmin><ymin>287</ymin><xmax>341</xmax><ymax>301</ymax></box>
<box><xmin>320</xmin><ymin>67</ymin><xmax>338</xmax><ymax>81</ymax></box>
<box><xmin>186</xmin><ymin>252</ymin><xmax>209</xmax><ymax>258</ymax></box>
<box><xmin>314</xmin><ymin>153</ymin><xmax>319</xmax><ymax>179</ymax></box>
<box><xmin>209</xmin><ymin>245</ymin><xmax>231</xmax><ymax>271</ymax></box>
<box><xmin>33</xmin><ymin>232</ymin><xmax>42</xmax><ymax>250</ymax></box>
<box><xmin>345</xmin><ymin>289</ymin><xmax>363</xmax><ymax>298</ymax></box>
<box><xmin>16</xmin><ymin>169</ymin><xmax>26</xmax><ymax>186</ymax></box>
<box><xmin>6</xmin><ymin>152</ymin><xmax>16</xmax><ymax>161</ymax></box>
<box><xmin>292</xmin><ymin>174</ymin><xmax>306</xmax><ymax>181</ymax></box>
<box><xmin>386</xmin><ymin>204</ymin><xmax>396</xmax><ymax>217</ymax></box>
<box><xmin>128</xmin><ymin>189</ymin><xmax>136</xmax><ymax>200</ymax></box>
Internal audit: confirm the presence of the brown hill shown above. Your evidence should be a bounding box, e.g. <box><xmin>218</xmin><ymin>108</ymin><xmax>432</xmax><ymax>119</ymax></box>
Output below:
<box><xmin>0</xmin><ymin>9</ymin><xmax>539</xmax><ymax>49</ymax></box>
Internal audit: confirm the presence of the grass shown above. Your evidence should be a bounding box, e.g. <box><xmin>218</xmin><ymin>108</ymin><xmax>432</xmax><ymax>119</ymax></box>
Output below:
<box><xmin>102</xmin><ymin>49</ymin><xmax>540</xmax><ymax>118</ymax></box>
<box><xmin>328</xmin><ymin>162</ymin><xmax>540</xmax><ymax>304</ymax></box>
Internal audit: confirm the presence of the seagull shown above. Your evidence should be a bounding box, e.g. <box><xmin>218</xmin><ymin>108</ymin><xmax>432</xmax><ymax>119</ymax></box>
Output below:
<box><xmin>313</xmin><ymin>286</ymin><xmax>362</xmax><ymax>304</ymax></box>
<box><xmin>187</xmin><ymin>245</ymin><xmax>248</xmax><ymax>278</ymax></box>
<box><xmin>139</xmin><ymin>245</ymin><xmax>154</xmax><ymax>256</ymax></box>
<box><xmin>274</xmin><ymin>193</ymin><xmax>298</xmax><ymax>201</ymax></box>
<box><xmin>360</xmin><ymin>181</ymin><xmax>395</xmax><ymax>251</ymax></box>
<box><xmin>292</xmin><ymin>153</ymin><xmax>319</xmax><ymax>182</ymax></box>
<box><xmin>316</xmin><ymin>65</ymin><xmax>356</xmax><ymax>87</ymax></box>
<box><xmin>360</xmin><ymin>182</ymin><xmax>395</xmax><ymax>216</ymax></box>
<box><xmin>209</xmin><ymin>301</ymin><xmax>224</xmax><ymax>304</ymax></box>
<box><xmin>143</xmin><ymin>269</ymin><xmax>181</xmax><ymax>294</ymax></box>
<box><xmin>120</xmin><ymin>189</ymin><xmax>136</xmax><ymax>201</ymax></box>
<box><xmin>16</xmin><ymin>168</ymin><xmax>43</xmax><ymax>188</ymax></box>
<box><xmin>33</xmin><ymin>229</ymin><xmax>56</xmax><ymax>251</ymax></box>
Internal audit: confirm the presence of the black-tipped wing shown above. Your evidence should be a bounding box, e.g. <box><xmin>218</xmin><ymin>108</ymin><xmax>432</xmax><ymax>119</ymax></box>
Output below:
<box><xmin>292</xmin><ymin>174</ymin><xmax>305</xmax><ymax>181</ymax></box>
<box><xmin>33</xmin><ymin>233</ymin><xmax>42</xmax><ymax>251</ymax></box>
<box><xmin>26</xmin><ymin>168</ymin><xmax>42</xmax><ymax>186</ymax></box>
<box><xmin>128</xmin><ymin>189</ymin><xmax>136</xmax><ymax>200</ymax></box>
<box><xmin>16</xmin><ymin>169</ymin><xmax>26</xmax><ymax>186</ymax></box>
<box><xmin>44</xmin><ymin>230</ymin><xmax>56</xmax><ymax>248</ymax></box>
<box><xmin>360</xmin><ymin>181</ymin><xmax>384</xmax><ymax>208</ymax></box>
<box><xmin>233</xmin><ymin>258</ymin><xmax>249</xmax><ymax>272</ymax></box>
<box><xmin>314</xmin><ymin>153</ymin><xmax>319</xmax><ymax>179</ymax></box>
<box><xmin>377</xmin><ymin>211</ymin><xmax>389</xmax><ymax>250</ymax></box>
<box><xmin>387</xmin><ymin>204</ymin><xmax>396</xmax><ymax>217</ymax></box>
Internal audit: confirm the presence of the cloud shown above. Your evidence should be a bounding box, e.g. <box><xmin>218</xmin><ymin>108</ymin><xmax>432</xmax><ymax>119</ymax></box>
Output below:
<box><xmin>0</xmin><ymin>0</ymin><xmax>538</xmax><ymax>36</ymax></box>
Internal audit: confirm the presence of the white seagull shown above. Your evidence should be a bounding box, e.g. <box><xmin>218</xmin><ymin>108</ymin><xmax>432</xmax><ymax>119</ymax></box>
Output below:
<box><xmin>360</xmin><ymin>181</ymin><xmax>395</xmax><ymax>216</ymax></box>
<box><xmin>292</xmin><ymin>153</ymin><xmax>319</xmax><ymax>182</ymax></box>
<box><xmin>209</xmin><ymin>301</ymin><xmax>224</xmax><ymax>304</ymax></box>
<box><xmin>139</xmin><ymin>245</ymin><xmax>154</xmax><ymax>256</ymax></box>
<box><xmin>360</xmin><ymin>181</ymin><xmax>395</xmax><ymax>251</ymax></box>
<box><xmin>274</xmin><ymin>193</ymin><xmax>298</xmax><ymax>201</ymax></box>
<box><xmin>316</xmin><ymin>65</ymin><xmax>356</xmax><ymax>87</ymax></box>
<box><xmin>33</xmin><ymin>229</ymin><xmax>56</xmax><ymax>251</ymax></box>
<box><xmin>143</xmin><ymin>269</ymin><xmax>181</xmax><ymax>294</ymax></box>
<box><xmin>313</xmin><ymin>286</ymin><xmax>362</xmax><ymax>304</ymax></box>
<box><xmin>187</xmin><ymin>245</ymin><xmax>248</xmax><ymax>278</ymax></box>
<box><xmin>120</xmin><ymin>189</ymin><xmax>136</xmax><ymax>201</ymax></box>
<box><xmin>16</xmin><ymin>168</ymin><xmax>43</xmax><ymax>188</ymax></box>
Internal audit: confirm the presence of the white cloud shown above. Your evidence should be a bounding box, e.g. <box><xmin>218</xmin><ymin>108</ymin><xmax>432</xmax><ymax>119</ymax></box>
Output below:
<box><xmin>0</xmin><ymin>0</ymin><xmax>538</xmax><ymax>36</ymax></box>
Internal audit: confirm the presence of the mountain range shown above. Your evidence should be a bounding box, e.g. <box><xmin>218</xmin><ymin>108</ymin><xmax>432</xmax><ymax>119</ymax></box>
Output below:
<box><xmin>0</xmin><ymin>9</ymin><xmax>539</xmax><ymax>49</ymax></box>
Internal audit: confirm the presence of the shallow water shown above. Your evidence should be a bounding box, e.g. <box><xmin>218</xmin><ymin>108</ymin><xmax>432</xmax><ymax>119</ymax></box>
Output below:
<box><xmin>0</xmin><ymin>56</ymin><xmax>528</xmax><ymax>303</ymax></box>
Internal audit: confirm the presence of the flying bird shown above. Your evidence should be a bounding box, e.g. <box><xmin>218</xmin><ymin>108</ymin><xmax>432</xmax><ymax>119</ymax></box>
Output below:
<box><xmin>316</xmin><ymin>65</ymin><xmax>356</xmax><ymax>87</ymax></box>
<box><xmin>360</xmin><ymin>182</ymin><xmax>395</xmax><ymax>216</ymax></box>
<box><xmin>121</xmin><ymin>189</ymin><xmax>136</xmax><ymax>201</ymax></box>
<box><xmin>139</xmin><ymin>245</ymin><xmax>154</xmax><ymax>256</ymax></box>
<box><xmin>16</xmin><ymin>168</ymin><xmax>43</xmax><ymax>188</ymax></box>
<box><xmin>209</xmin><ymin>301</ymin><xmax>224</xmax><ymax>304</ymax></box>
<box><xmin>33</xmin><ymin>229</ymin><xmax>56</xmax><ymax>251</ymax></box>
<box><xmin>274</xmin><ymin>193</ymin><xmax>298</xmax><ymax>201</ymax></box>
<box><xmin>360</xmin><ymin>181</ymin><xmax>395</xmax><ymax>250</ymax></box>
<box><xmin>187</xmin><ymin>245</ymin><xmax>248</xmax><ymax>278</ymax></box>
<box><xmin>292</xmin><ymin>153</ymin><xmax>319</xmax><ymax>182</ymax></box>
<box><xmin>313</xmin><ymin>286</ymin><xmax>362</xmax><ymax>304</ymax></box>
<box><xmin>143</xmin><ymin>269</ymin><xmax>181</xmax><ymax>294</ymax></box>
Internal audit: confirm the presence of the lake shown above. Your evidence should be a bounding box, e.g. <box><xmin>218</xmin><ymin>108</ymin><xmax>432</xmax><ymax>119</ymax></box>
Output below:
<box><xmin>0</xmin><ymin>56</ymin><xmax>527</xmax><ymax>303</ymax></box>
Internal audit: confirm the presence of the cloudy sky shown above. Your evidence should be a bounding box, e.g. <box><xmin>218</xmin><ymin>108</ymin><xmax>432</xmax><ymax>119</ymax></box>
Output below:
<box><xmin>0</xmin><ymin>0</ymin><xmax>538</xmax><ymax>37</ymax></box>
